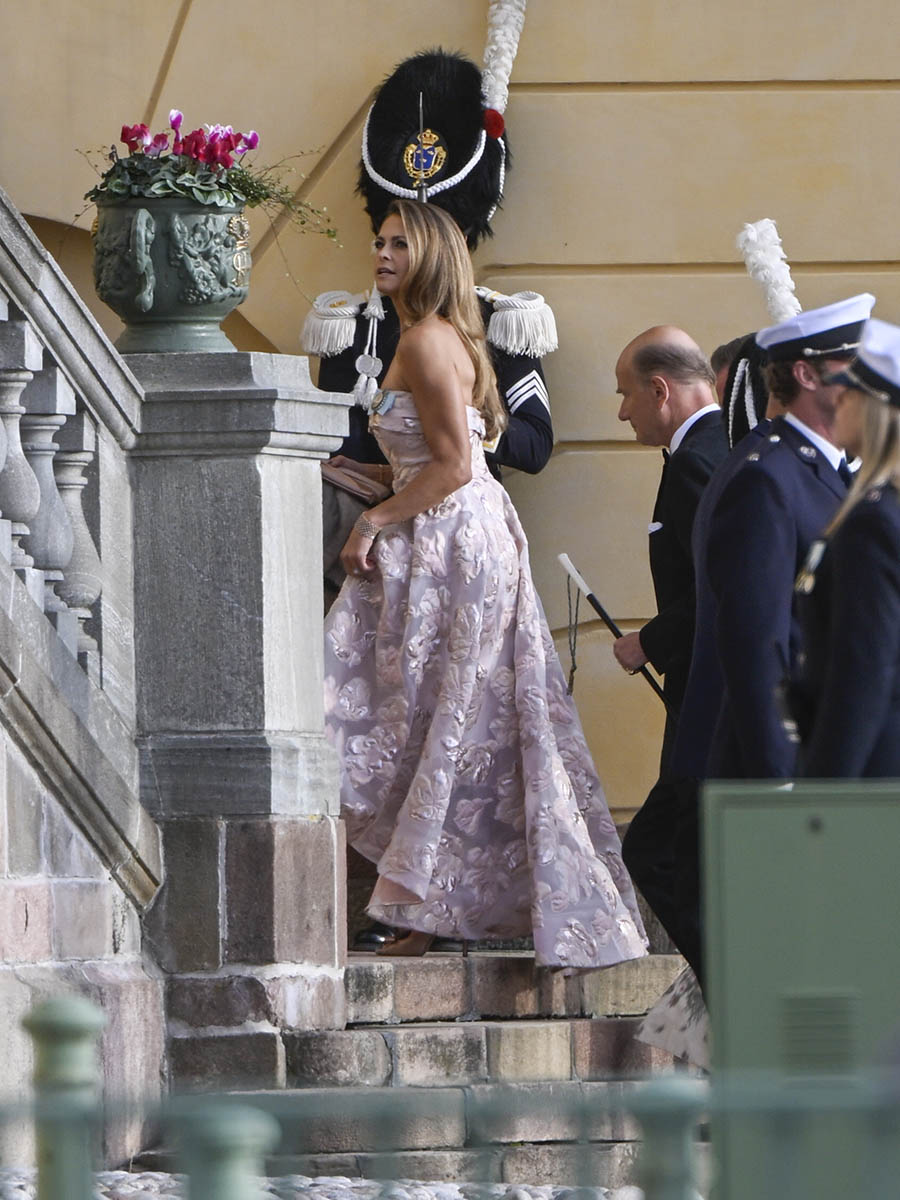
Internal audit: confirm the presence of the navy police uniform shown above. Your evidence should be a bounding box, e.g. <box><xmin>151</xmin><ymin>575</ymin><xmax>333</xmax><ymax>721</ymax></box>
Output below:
<box><xmin>794</xmin><ymin>484</ymin><xmax>900</xmax><ymax>776</ymax></box>
<box><xmin>669</xmin><ymin>418</ymin><xmax>773</xmax><ymax>781</ymax></box>
<box><xmin>705</xmin><ymin>416</ymin><xmax>847</xmax><ymax>779</ymax></box>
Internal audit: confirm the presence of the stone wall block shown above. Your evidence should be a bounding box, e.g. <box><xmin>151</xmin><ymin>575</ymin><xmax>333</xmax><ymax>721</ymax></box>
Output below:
<box><xmin>484</xmin><ymin>1020</ymin><xmax>573</xmax><ymax>1083</ymax></box>
<box><xmin>51</xmin><ymin>879</ymin><xmax>113</xmax><ymax>959</ymax></box>
<box><xmin>110</xmin><ymin>892</ymin><xmax>141</xmax><ymax>955</ymax></box>
<box><xmin>571</xmin><ymin>1016</ymin><xmax>676</xmax><ymax>1080</ymax></box>
<box><xmin>0</xmin><ymin>880</ymin><xmax>52</xmax><ymax>962</ymax></box>
<box><xmin>80</xmin><ymin>962</ymin><xmax>166</xmax><ymax>1164</ymax></box>
<box><xmin>166</xmin><ymin>974</ymin><xmax>273</xmax><ymax>1028</ymax></box>
<box><xmin>392</xmin><ymin>1025</ymin><xmax>487</xmax><ymax>1087</ymax></box>
<box><xmin>168</xmin><ymin>1030</ymin><xmax>286</xmax><ymax>1091</ymax></box>
<box><xmin>392</xmin><ymin>958</ymin><xmax>468</xmax><ymax>1022</ymax></box>
<box><xmin>500</xmin><ymin>1141</ymin><xmax>640</xmax><ymax>1189</ymax></box>
<box><xmin>345</xmin><ymin>960</ymin><xmax>394</xmax><ymax>1025</ymax></box>
<box><xmin>223</xmin><ymin>819</ymin><xmax>276</xmax><ymax>964</ymax></box>
<box><xmin>466</xmin><ymin>1080</ymin><xmax>586</xmax><ymax>1144</ymax></box>
<box><xmin>224</xmin><ymin>816</ymin><xmax>344</xmax><ymax>967</ymax></box>
<box><xmin>6</xmin><ymin>750</ymin><xmax>42</xmax><ymax>876</ymax></box>
<box><xmin>580</xmin><ymin>955</ymin><xmax>686</xmax><ymax>1017</ymax></box>
<box><xmin>41</xmin><ymin>792</ymin><xmax>107</xmax><ymax>879</ymax></box>
<box><xmin>142</xmin><ymin>818</ymin><xmax>223</xmax><ymax>972</ymax></box>
<box><xmin>285</xmin><ymin>1029</ymin><xmax>391</xmax><ymax>1087</ymax></box>
<box><xmin>265</xmin><ymin>971</ymin><xmax>346</xmax><ymax>1031</ymax></box>
<box><xmin>272</xmin><ymin>1087</ymin><xmax>466</xmax><ymax>1154</ymax></box>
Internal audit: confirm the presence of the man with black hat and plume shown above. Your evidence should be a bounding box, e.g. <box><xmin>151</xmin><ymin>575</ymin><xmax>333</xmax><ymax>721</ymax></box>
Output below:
<box><xmin>303</xmin><ymin>47</ymin><xmax>557</xmax><ymax>609</ymax></box>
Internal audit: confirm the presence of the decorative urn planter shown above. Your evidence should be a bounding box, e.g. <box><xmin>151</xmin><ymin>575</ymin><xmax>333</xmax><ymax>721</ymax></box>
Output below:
<box><xmin>92</xmin><ymin>195</ymin><xmax>252</xmax><ymax>353</ymax></box>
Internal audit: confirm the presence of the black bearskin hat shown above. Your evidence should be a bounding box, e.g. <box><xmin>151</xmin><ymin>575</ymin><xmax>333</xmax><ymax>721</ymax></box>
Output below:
<box><xmin>723</xmin><ymin>332</ymin><xmax>771</xmax><ymax>448</ymax></box>
<box><xmin>358</xmin><ymin>49</ymin><xmax>509</xmax><ymax>250</ymax></box>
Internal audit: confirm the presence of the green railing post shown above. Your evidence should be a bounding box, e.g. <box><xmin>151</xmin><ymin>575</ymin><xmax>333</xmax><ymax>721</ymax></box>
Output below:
<box><xmin>23</xmin><ymin>995</ymin><xmax>106</xmax><ymax>1200</ymax></box>
<box><xmin>178</xmin><ymin>1105</ymin><xmax>280</xmax><ymax>1200</ymax></box>
<box><xmin>632</xmin><ymin>1078</ymin><xmax>706</xmax><ymax>1200</ymax></box>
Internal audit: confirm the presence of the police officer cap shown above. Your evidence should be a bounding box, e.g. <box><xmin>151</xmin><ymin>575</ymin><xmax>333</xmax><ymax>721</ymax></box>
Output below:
<box><xmin>828</xmin><ymin>317</ymin><xmax>900</xmax><ymax>408</ymax></box>
<box><xmin>756</xmin><ymin>293</ymin><xmax>876</xmax><ymax>363</ymax></box>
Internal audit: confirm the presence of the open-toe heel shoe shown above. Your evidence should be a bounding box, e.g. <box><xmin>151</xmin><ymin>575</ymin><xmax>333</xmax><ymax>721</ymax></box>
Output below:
<box><xmin>376</xmin><ymin>930</ymin><xmax>435</xmax><ymax>957</ymax></box>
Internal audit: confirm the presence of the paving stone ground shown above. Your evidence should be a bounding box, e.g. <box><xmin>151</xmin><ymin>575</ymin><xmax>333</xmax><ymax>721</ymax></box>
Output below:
<box><xmin>0</xmin><ymin>1171</ymin><xmax>696</xmax><ymax>1200</ymax></box>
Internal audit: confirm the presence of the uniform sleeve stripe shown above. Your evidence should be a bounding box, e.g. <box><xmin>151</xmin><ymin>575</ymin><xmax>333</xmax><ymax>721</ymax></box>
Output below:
<box><xmin>506</xmin><ymin>370</ymin><xmax>550</xmax><ymax>413</ymax></box>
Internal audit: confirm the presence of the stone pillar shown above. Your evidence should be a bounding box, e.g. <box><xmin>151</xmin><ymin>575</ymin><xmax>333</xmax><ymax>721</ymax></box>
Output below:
<box><xmin>54</xmin><ymin>412</ymin><xmax>103</xmax><ymax>681</ymax></box>
<box><xmin>0</xmin><ymin>320</ymin><xmax>43</xmax><ymax>601</ymax></box>
<box><xmin>20</xmin><ymin>363</ymin><xmax>79</xmax><ymax>654</ymax></box>
<box><xmin>128</xmin><ymin>352</ymin><xmax>352</xmax><ymax>1089</ymax></box>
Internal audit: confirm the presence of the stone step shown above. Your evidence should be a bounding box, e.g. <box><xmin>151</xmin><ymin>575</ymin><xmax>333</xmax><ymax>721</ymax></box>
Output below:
<box><xmin>133</xmin><ymin>1081</ymin><xmax>669</xmax><ymax>1188</ymax></box>
<box><xmin>137</xmin><ymin>1143</ymin><xmax>642</xmax><ymax>1189</ymax></box>
<box><xmin>346</xmin><ymin>951</ymin><xmax>684</xmax><ymax>1025</ymax></box>
<box><xmin>285</xmin><ymin>1015</ymin><xmax>675</xmax><ymax>1088</ymax></box>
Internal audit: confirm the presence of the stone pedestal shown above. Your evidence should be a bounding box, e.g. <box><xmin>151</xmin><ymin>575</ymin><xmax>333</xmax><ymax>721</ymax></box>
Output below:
<box><xmin>128</xmin><ymin>352</ymin><xmax>352</xmax><ymax>1088</ymax></box>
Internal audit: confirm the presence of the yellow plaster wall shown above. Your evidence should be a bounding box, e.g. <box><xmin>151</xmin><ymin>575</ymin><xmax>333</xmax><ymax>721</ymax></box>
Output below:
<box><xmin>4</xmin><ymin>0</ymin><xmax>900</xmax><ymax>815</ymax></box>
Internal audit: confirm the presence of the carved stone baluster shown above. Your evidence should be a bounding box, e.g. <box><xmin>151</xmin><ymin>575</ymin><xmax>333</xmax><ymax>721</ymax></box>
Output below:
<box><xmin>21</xmin><ymin>362</ymin><xmax>78</xmax><ymax>652</ymax></box>
<box><xmin>0</xmin><ymin>319</ymin><xmax>43</xmax><ymax>601</ymax></box>
<box><xmin>54</xmin><ymin>411</ymin><xmax>102</xmax><ymax>680</ymax></box>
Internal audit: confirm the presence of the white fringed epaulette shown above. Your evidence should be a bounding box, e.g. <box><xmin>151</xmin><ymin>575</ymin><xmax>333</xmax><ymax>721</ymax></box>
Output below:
<box><xmin>301</xmin><ymin>290</ymin><xmax>368</xmax><ymax>357</ymax></box>
<box><xmin>476</xmin><ymin>286</ymin><xmax>558</xmax><ymax>357</ymax></box>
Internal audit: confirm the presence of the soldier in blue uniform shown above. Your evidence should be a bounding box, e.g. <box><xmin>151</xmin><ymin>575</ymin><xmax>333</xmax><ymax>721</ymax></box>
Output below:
<box><xmin>704</xmin><ymin>294</ymin><xmax>875</xmax><ymax>782</ymax></box>
<box><xmin>792</xmin><ymin>317</ymin><xmax>900</xmax><ymax>777</ymax></box>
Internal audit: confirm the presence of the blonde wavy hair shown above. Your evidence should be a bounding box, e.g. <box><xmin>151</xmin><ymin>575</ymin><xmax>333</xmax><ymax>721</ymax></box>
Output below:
<box><xmin>827</xmin><ymin>387</ymin><xmax>900</xmax><ymax>536</ymax></box>
<box><xmin>387</xmin><ymin>199</ymin><xmax>506</xmax><ymax>441</ymax></box>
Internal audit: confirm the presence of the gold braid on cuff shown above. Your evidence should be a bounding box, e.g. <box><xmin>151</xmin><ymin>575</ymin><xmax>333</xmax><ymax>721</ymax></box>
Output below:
<box><xmin>354</xmin><ymin>514</ymin><xmax>379</xmax><ymax>540</ymax></box>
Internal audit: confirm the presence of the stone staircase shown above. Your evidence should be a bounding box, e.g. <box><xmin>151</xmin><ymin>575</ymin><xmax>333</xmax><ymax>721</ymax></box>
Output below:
<box><xmin>140</xmin><ymin>951</ymin><xmax>691</xmax><ymax>1188</ymax></box>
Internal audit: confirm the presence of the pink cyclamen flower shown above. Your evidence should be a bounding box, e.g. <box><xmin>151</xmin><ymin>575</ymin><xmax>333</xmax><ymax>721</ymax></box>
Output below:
<box><xmin>121</xmin><ymin>123</ymin><xmax>151</xmax><ymax>153</ymax></box>
<box><xmin>145</xmin><ymin>133</ymin><xmax>170</xmax><ymax>158</ymax></box>
<box><xmin>238</xmin><ymin>130</ymin><xmax>259</xmax><ymax>153</ymax></box>
<box><xmin>169</xmin><ymin>109</ymin><xmax>183</xmax><ymax>132</ymax></box>
<box><xmin>179</xmin><ymin>129</ymin><xmax>208</xmax><ymax>160</ymax></box>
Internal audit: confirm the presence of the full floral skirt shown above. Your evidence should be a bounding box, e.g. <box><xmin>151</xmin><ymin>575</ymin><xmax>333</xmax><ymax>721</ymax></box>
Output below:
<box><xmin>324</xmin><ymin>474</ymin><xmax>647</xmax><ymax>970</ymax></box>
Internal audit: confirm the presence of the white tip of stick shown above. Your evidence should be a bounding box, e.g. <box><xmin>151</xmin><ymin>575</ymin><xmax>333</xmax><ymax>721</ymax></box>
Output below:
<box><xmin>557</xmin><ymin>553</ymin><xmax>592</xmax><ymax>597</ymax></box>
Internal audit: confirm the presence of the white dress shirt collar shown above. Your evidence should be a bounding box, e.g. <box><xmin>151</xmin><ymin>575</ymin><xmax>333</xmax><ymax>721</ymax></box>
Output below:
<box><xmin>783</xmin><ymin>412</ymin><xmax>844</xmax><ymax>472</ymax></box>
<box><xmin>669</xmin><ymin>403</ymin><xmax>721</xmax><ymax>455</ymax></box>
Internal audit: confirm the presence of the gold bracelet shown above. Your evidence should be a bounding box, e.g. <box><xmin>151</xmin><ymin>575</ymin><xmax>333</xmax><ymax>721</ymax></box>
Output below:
<box><xmin>354</xmin><ymin>514</ymin><xmax>379</xmax><ymax>539</ymax></box>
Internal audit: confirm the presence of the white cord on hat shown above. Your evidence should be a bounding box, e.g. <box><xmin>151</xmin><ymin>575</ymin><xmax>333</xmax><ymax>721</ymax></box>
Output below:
<box><xmin>361</xmin><ymin>105</ymin><xmax>488</xmax><ymax>200</ymax></box>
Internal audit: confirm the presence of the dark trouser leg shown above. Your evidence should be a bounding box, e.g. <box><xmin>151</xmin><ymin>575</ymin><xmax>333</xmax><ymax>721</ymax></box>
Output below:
<box><xmin>621</xmin><ymin>775</ymin><xmax>684</xmax><ymax>951</ymax></box>
<box><xmin>672</xmin><ymin>777</ymin><xmax>705</xmax><ymax>991</ymax></box>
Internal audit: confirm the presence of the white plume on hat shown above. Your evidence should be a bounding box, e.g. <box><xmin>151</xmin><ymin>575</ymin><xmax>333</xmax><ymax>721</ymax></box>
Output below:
<box><xmin>736</xmin><ymin>219</ymin><xmax>802</xmax><ymax>323</ymax></box>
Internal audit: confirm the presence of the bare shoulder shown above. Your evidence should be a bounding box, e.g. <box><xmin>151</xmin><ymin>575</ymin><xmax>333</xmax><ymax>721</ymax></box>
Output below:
<box><xmin>397</xmin><ymin>317</ymin><xmax>457</xmax><ymax>360</ymax></box>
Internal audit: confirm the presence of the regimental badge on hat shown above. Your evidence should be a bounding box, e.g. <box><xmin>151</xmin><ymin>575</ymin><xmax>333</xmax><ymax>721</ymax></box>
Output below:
<box><xmin>756</xmin><ymin>293</ymin><xmax>876</xmax><ymax>363</ymax></box>
<box><xmin>827</xmin><ymin>317</ymin><xmax>900</xmax><ymax>408</ymax></box>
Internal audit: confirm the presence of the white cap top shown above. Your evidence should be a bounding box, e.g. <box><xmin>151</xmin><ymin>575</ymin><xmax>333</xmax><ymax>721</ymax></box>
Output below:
<box><xmin>856</xmin><ymin>318</ymin><xmax>900</xmax><ymax>391</ymax></box>
<box><xmin>756</xmin><ymin>293</ymin><xmax>876</xmax><ymax>361</ymax></box>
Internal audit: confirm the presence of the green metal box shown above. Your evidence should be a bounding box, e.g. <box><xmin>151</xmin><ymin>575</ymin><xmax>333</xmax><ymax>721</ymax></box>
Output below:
<box><xmin>703</xmin><ymin>780</ymin><xmax>900</xmax><ymax>1198</ymax></box>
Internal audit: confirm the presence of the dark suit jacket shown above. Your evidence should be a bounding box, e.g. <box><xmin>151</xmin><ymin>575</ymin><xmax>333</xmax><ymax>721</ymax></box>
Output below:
<box><xmin>317</xmin><ymin>295</ymin><xmax>553</xmax><ymax>478</ymax></box>
<box><xmin>667</xmin><ymin>420</ymin><xmax>771</xmax><ymax>779</ymax></box>
<box><xmin>639</xmin><ymin>409</ymin><xmax>729</xmax><ymax>720</ymax></box>
<box><xmin>796</xmin><ymin>483</ymin><xmax>900</xmax><ymax>777</ymax></box>
<box><xmin>705</xmin><ymin>416</ymin><xmax>847</xmax><ymax>779</ymax></box>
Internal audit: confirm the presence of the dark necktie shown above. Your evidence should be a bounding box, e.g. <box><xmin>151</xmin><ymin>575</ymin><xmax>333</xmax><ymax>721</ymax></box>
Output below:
<box><xmin>837</xmin><ymin>459</ymin><xmax>853</xmax><ymax>488</ymax></box>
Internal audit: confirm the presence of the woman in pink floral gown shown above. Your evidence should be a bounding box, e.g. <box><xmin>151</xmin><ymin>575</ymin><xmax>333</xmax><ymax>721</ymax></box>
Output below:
<box><xmin>323</xmin><ymin>200</ymin><xmax>647</xmax><ymax>968</ymax></box>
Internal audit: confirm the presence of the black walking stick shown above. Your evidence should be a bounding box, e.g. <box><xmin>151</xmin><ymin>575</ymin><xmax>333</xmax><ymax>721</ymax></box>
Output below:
<box><xmin>558</xmin><ymin>553</ymin><xmax>671</xmax><ymax>712</ymax></box>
